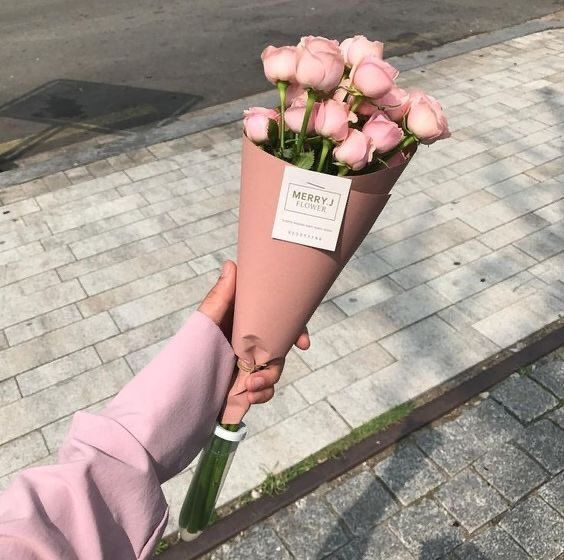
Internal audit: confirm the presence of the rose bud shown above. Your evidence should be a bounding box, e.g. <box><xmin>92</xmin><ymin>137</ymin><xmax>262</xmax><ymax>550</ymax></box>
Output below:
<box><xmin>296</xmin><ymin>36</ymin><xmax>345</xmax><ymax>93</ymax></box>
<box><xmin>362</xmin><ymin>113</ymin><xmax>404</xmax><ymax>153</ymax></box>
<box><xmin>356</xmin><ymin>101</ymin><xmax>387</xmax><ymax>117</ymax></box>
<box><xmin>340</xmin><ymin>35</ymin><xmax>384</xmax><ymax>67</ymax></box>
<box><xmin>333</xmin><ymin>128</ymin><xmax>375</xmax><ymax>171</ymax></box>
<box><xmin>406</xmin><ymin>91</ymin><xmax>450</xmax><ymax>144</ymax></box>
<box><xmin>261</xmin><ymin>45</ymin><xmax>298</xmax><ymax>84</ymax></box>
<box><xmin>286</xmin><ymin>83</ymin><xmax>306</xmax><ymax>106</ymax></box>
<box><xmin>243</xmin><ymin>107</ymin><xmax>279</xmax><ymax>144</ymax></box>
<box><xmin>350</xmin><ymin>56</ymin><xmax>398</xmax><ymax>98</ymax></box>
<box><xmin>332</xmin><ymin>78</ymin><xmax>351</xmax><ymax>102</ymax></box>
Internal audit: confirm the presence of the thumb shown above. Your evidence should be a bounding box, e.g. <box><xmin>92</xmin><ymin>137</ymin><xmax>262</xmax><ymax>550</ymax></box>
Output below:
<box><xmin>198</xmin><ymin>260</ymin><xmax>237</xmax><ymax>330</ymax></box>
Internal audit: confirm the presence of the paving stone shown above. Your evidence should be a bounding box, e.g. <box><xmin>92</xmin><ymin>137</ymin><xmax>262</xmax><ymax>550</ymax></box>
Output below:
<box><xmin>454</xmin><ymin>526</ymin><xmax>531</xmax><ymax>560</ymax></box>
<box><xmin>373</xmin><ymin>442</ymin><xmax>446</xmax><ymax>505</ymax></box>
<box><xmin>550</xmin><ymin>407</ymin><xmax>564</xmax><ymax>430</ymax></box>
<box><xmin>333</xmin><ymin>277</ymin><xmax>404</xmax><ymax>316</ymax></box>
<box><xmin>387</xmin><ymin>498</ymin><xmax>464</xmax><ymax>559</ymax></box>
<box><xmin>0</xmin><ymin>246</ymin><xmax>75</xmax><ymax>287</ymax></box>
<box><xmin>0</xmin><ymin>431</ymin><xmax>49</xmax><ymax>478</ymax></box>
<box><xmin>294</xmin><ymin>341</ymin><xmax>395</xmax><ymax>404</ymax></box>
<box><xmin>514</xmin><ymin>419</ymin><xmax>564</xmax><ymax>475</ymax></box>
<box><xmin>515</xmin><ymin>222</ymin><xmax>564</xmax><ymax>261</ymax></box>
<box><xmin>474</xmin><ymin>442</ymin><xmax>548</xmax><ymax>503</ymax></box>
<box><xmin>474</xmin><ymin>291</ymin><xmax>564</xmax><ymax>348</ymax></box>
<box><xmin>415</xmin><ymin>399</ymin><xmax>524</xmax><ymax>475</ymax></box>
<box><xmin>78</xmin><ymin>263</ymin><xmax>196</xmax><ymax>318</ymax></box>
<box><xmin>326</xmin><ymin>470</ymin><xmax>399</xmax><ymax>535</ymax></box>
<box><xmin>376</xmin><ymin>219</ymin><xmax>477</xmax><ymax>269</ymax></box>
<box><xmin>271</xmin><ymin>495</ymin><xmax>348</xmax><ymax>559</ymax></box>
<box><xmin>57</xmin><ymin>236</ymin><xmax>168</xmax><ymax>281</ymax></box>
<box><xmin>5</xmin><ymin>304</ymin><xmax>83</xmax><ymax>346</ymax></box>
<box><xmin>0</xmin><ymin>378</ymin><xmax>20</xmax><ymax>406</ymax></box>
<box><xmin>244</xmin><ymin>384</ymin><xmax>308</xmax><ymax>437</ymax></box>
<box><xmin>500</xmin><ymin>495</ymin><xmax>564</xmax><ymax>560</ymax></box>
<box><xmin>221</xmin><ymin>524</ymin><xmax>291</xmax><ymax>560</ymax></box>
<box><xmin>17</xmin><ymin>347</ymin><xmax>102</xmax><ymax>396</ymax></box>
<box><xmin>108</xmin><ymin>270</ymin><xmax>216</xmax><ymax>331</ymax></box>
<box><xmin>435</xmin><ymin>469</ymin><xmax>507</xmax><ymax>533</ymax></box>
<box><xmin>0</xmin><ymin>359</ymin><xmax>131</xmax><ymax>445</ymax></box>
<box><xmin>491</xmin><ymin>374</ymin><xmax>559</xmax><ymax>423</ymax></box>
<box><xmin>531</xmin><ymin>361</ymin><xmax>564</xmax><ymax>399</ymax></box>
<box><xmin>330</xmin><ymin>525</ymin><xmax>414</xmax><ymax>560</ymax></box>
<box><xmin>69</xmin><ymin>214</ymin><xmax>175</xmax><ymax>259</ymax></box>
<box><xmin>427</xmin><ymin>245</ymin><xmax>535</xmax><ymax>303</ymax></box>
<box><xmin>0</xmin><ymin>313</ymin><xmax>119</xmax><ymax>381</ymax></box>
<box><xmin>539</xmin><ymin>471</ymin><xmax>564</xmax><ymax>516</ymax></box>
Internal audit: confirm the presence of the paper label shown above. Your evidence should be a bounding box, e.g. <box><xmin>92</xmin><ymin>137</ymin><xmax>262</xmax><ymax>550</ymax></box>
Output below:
<box><xmin>272</xmin><ymin>166</ymin><xmax>351</xmax><ymax>251</ymax></box>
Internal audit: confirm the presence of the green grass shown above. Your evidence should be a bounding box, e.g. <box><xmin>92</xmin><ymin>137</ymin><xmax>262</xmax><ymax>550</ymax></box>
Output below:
<box><xmin>256</xmin><ymin>401</ymin><xmax>414</xmax><ymax>497</ymax></box>
<box><xmin>153</xmin><ymin>539</ymin><xmax>169</xmax><ymax>556</ymax></box>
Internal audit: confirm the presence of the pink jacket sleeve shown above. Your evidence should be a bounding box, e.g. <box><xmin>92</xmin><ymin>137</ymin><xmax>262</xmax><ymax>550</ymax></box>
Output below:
<box><xmin>0</xmin><ymin>311</ymin><xmax>236</xmax><ymax>560</ymax></box>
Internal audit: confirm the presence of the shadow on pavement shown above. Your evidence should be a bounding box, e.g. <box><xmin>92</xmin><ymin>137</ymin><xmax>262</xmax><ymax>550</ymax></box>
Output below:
<box><xmin>0</xmin><ymin>79</ymin><xmax>201</xmax><ymax>165</ymax></box>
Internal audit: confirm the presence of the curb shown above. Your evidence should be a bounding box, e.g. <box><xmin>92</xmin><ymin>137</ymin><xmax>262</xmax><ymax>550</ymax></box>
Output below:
<box><xmin>161</xmin><ymin>319</ymin><xmax>564</xmax><ymax>560</ymax></box>
<box><xmin>1</xmin><ymin>15</ymin><xmax>562</xmax><ymax>190</ymax></box>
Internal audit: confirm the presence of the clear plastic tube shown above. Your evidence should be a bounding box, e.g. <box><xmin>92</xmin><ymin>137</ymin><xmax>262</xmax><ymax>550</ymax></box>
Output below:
<box><xmin>179</xmin><ymin>423</ymin><xmax>247</xmax><ymax>541</ymax></box>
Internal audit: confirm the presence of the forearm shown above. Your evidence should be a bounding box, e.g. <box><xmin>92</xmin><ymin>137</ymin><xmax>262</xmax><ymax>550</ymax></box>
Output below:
<box><xmin>0</xmin><ymin>311</ymin><xmax>236</xmax><ymax>560</ymax></box>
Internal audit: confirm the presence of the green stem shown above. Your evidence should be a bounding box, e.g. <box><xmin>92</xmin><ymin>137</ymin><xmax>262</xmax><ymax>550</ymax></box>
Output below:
<box><xmin>179</xmin><ymin>423</ymin><xmax>240</xmax><ymax>533</ymax></box>
<box><xmin>294</xmin><ymin>89</ymin><xmax>317</xmax><ymax>157</ymax></box>
<box><xmin>277</xmin><ymin>82</ymin><xmax>288</xmax><ymax>154</ymax></box>
<box><xmin>338</xmin><ymin>166</ymin><xmax>350</xmax><ymax>176</ymax></box>
<box><xmin>350</xmin><ymin>95</ymin><xmax>364</xmax><ymax>113</ymax></box>
<box><xmin>316</xmin><ymin>138</ymin><xmax>332</xmax><ymax>172</ymax></box>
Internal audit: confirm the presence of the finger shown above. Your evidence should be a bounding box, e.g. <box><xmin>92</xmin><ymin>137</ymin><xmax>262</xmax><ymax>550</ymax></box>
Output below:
<box><xmin>246</xmin><ymin>363</ymin><xmax>284</xmax><ymax>392</ymax></box>
<box><xmin>248</xmin><ymin>387</ymin><xmax>275</xmax><ymax>405</ymax></box>
<box><xmin>294</xmin><ymin>327</ymin><xmax>310</xmax><ymax>350</ymax></box>
<box><xmin>198</xmin><ymin>261</ymin><xmax>236</xmax><ymax>333</ymax></box>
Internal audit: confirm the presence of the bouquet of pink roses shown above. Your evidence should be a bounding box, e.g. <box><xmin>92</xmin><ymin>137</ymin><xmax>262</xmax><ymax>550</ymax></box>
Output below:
<box><xmin>179</xmin><ymin>35</ymin><xmax>449</xmax><ymax>539</ymax></box>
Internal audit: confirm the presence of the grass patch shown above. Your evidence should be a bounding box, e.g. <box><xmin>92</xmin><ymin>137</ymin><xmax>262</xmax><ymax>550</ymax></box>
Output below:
<box><xmin>256</xmin><ymin>401</ymin><xmax>414</xmax><ymax>497</ymax></box>
<box><xmin>153</xmin><ymin>539</ymin><xmax>169</xmax><ymax>556</ymax></box>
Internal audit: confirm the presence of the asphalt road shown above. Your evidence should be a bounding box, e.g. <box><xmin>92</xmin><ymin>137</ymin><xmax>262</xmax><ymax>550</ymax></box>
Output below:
<box><xmin>1</xmin><ymin>0</ymin><xmax>562</xmax><ymax>159</ymax></box>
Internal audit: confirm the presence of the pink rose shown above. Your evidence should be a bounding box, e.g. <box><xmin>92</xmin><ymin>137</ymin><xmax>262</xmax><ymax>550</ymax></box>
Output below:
<box><xmin>362</xmin><ymin>113</ymin><xmax>404</xmax><ymax>153</ymax></box>
<box><xmin>375</xmin><ymin>86</ymin><xmax>410</xmax><ymax>122</ymax></box>
<box><xmin>406</xmin><ymin>91</ymin><xmax>450</xmax><ymax>144</ymax></box>
<box><xmin>286</xmin><ymin>83</ymin><xmax>306</xmax><ymax>106</ymax></box>
<box><xmin>261</xmin><ymin>45</ymin><xmax>298</xmax><ymax>84</ymax></box>
<box><xmin>340</xmin><ymin>35</ymin><xmax>384</xmax><ymax>67</ymax></box>
<box><xmin>333</xmin><ymin>129</ymin><xmax>375</xmax><ymax>171</ymax></box>
<box><xmin>284</xmin><ymin>94</ymin><xmax>319</xmax><ymax>134</ymax></box>
<box><xmin>350</xmin><ymin>56</ymin><xmax>398</xmax><ymax>98</ymax></box>
<box><xmin>296</xmin><ymin>36</ymin><xmax>345</xmax><ymax>93</ymax></box>
<box><xmin>315</xmin><ymin>99</ymin><xmax>357</xmax><ymax>142</ymax></box>
<box><xmin>243</xmin><ymin>107</ymin><xmax>279</xmax><ymax>144</ymax></box>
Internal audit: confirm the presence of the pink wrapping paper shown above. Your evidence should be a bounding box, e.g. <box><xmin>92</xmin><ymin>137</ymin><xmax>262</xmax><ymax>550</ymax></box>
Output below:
<box><xmin>221</xmin><ymin>136</ymin><xmax>414</xmax><ymax>423</ymax></box>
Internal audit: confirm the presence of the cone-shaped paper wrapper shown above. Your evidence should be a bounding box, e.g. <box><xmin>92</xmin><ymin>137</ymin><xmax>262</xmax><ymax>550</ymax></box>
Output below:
<box><xmin>221</xmin><ymin>137</ymin><xmax>414</xmax><ymax>424</ymax></box>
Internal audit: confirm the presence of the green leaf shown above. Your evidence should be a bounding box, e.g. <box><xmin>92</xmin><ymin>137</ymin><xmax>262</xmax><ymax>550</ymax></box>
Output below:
<box><xmin>293</xmin><ymin>151</ymin><xmax>315</xmax><ymax>170</ymax></box>
<box><xmin>282</xmin><ymin>148</ymin><xmax>294</xmax><ymax>160</ymax></box>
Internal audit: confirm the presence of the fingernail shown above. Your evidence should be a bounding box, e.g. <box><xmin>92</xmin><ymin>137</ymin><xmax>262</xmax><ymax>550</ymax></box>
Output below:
<box><xmin>252</xmin><ymin>377</ymin><xmax>265</xmax><ymax>391</ymax></box>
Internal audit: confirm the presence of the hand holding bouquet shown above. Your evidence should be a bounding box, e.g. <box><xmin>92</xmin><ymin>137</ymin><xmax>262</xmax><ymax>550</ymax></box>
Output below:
<box><xmin>180</xmin><ymin>34</ymin><xmax>449</xmax><ymax>539</ymax></box>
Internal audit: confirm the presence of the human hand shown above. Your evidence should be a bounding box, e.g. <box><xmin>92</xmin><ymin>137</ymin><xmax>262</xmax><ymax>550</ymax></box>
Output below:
<box><xmin>198</xmin><ymin>260</ymin><xmax>310</xmax><ymax>404</ymax></box>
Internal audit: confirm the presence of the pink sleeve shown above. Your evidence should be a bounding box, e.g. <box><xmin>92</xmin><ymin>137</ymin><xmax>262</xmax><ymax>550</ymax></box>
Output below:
<box><xmin>0</xmin><ymin>311</ymin><xmax>236</xmax><ymax>560</ymax></box>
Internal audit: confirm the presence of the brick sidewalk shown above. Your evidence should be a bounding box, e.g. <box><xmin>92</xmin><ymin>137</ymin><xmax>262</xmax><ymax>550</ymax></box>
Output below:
<box><xmin>0</xmin><ymin>28</ymin><xmax>563</xmax><ymax>536</ymax></box>
<box><xmin>216</xmin><ymin>351</ymin><xmax>564</xmax><ymax>560</ymax></box>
